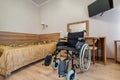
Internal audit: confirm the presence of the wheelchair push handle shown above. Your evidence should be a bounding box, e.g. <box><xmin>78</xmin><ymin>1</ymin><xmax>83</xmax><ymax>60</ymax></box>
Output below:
<box><xmin>82</xmin><ymin>30</ymin><xmax>86</xmax><ymax>32</ymax></box>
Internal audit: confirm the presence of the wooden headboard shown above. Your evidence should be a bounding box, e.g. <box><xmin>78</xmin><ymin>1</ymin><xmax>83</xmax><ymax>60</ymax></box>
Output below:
<box><xmin>0</xmin><ymin>31</ymin><xmax>60</xmax><ymax>45</ymax></box>
<box><xmin>39</xmin><ymin>33</ymin><xmax>60</xmax><ymax>41</ymax></box>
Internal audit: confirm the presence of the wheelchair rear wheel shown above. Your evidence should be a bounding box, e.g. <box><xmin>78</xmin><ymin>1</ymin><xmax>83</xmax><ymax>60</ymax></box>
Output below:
<box><xmin>79</xmin><ymin>44</ymin><xmax>91</xmax><ymax>72</ymax></box>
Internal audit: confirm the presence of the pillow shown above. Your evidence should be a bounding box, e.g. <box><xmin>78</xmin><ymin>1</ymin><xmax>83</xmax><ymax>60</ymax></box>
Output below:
<box><xmin>46</xmin><ymin>40</ymin><xmax>53</xmax><ymax>43</ymax></box>
<box><xmin>16</xmin><ymin>43</ymin><xmax>31</xmax><ymax>47</ymax></box>
<box><xmin>34</xmin><ymin>42</ymin><xmax>39</xmax><ymax>45</ymax></box>
<box><xmin>9</xmin><ymin>44</ymin><xmax>19</xmax><ymax>47</ymax></box>
<box><xmin>38</xmin><ymin>40</ymin><xmax>54</xmax><ymax>45</ymax></box>
<box><xmin>0</xmin><ymin>45</ymin><xmax>12</xmax><ymax>49</ymax></box>
<box><xmin>39</xmin><ymin>41</ymin><xmax>47</xmax><ymax>44</ymax></box>
<box><xmin>9</xmin><ymin>43</ymin><xmax>30</xmax><ymax>47</ymax></box>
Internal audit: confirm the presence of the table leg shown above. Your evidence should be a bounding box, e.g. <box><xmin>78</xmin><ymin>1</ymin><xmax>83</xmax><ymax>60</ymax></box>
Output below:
<box><xmin>103</xmin><ymin>38</ymin><xmax>106</xmax><ymax>65</ymax></box>
<box><xmin>114</xmin><ymin>41</ymin><xmax>117</xmax><ymax>63</ymax></box>
<box><xmin>93</xmin><ymin>39</ymin><xmax>95</xmax><ymax>64</ymax></box>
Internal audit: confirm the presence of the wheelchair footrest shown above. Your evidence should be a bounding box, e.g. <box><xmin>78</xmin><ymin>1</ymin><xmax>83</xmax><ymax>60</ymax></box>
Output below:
<box><xmin>58</xmin><ymin>61</ymin><xmax>68</xmax><ymax>77</ymax></box>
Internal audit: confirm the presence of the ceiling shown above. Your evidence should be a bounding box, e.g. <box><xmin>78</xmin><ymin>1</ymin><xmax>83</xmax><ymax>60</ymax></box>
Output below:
<box><xmin>32</xmin><ymin>0</ymin><xmax>49</xmax><ymax>6</ymax></box>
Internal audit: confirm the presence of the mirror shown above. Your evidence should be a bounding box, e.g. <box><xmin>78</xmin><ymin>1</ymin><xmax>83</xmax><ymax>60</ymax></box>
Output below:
<box><xmin>67</xmin><ymin>20</ymin><xmax>89</xmax><ymax>36</ymax></box>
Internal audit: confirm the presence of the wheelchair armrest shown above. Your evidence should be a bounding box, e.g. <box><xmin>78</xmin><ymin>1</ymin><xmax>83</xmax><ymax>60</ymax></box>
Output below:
<box><xmin>57</xmin><ymin>42</ymin><xmax>68</xmax><ymax>47</ymax></box>
<box><xmin>78</xmin><ymin>38</ymin><xmax>85</xmax><ymax>42</ymax></box>
<box><xmin>59</xmin><ymin>38</ymin><xmax>67</xmax><ymax>41</ymax></box>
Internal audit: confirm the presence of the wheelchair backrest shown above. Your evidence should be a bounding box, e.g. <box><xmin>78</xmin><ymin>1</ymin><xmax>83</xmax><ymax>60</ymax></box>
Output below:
<box><xmin>68</xmin><ymin>31</ymin><xmax>84</xmax><ymax>47</ymax></box>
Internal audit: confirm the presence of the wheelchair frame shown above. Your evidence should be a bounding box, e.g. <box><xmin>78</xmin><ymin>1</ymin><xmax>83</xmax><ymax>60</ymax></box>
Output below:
<box><xmin>52</xmin><ymin>31</ymin><xmax>91</xmax><ymax>80</ymax></box>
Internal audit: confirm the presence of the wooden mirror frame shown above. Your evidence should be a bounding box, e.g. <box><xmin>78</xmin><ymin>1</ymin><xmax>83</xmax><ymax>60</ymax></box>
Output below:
<box><xmin>67</xmin><ymin>20</ymin><xmax>89</xmax><ymax>36</ymax></box>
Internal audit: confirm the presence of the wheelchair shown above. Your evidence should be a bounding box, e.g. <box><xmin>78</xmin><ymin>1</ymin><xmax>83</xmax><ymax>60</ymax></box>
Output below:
<box><xmin>52</xmin><ymin>31</ymin><xmax>91</xmax><ymax>80</ymax></box>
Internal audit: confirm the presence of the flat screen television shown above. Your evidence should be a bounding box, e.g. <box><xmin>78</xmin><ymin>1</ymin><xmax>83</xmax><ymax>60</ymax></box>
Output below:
<box><xmin>88</xmin><ymin>0</ymin><xmax>114</xmax><ymax>17</ymax></box>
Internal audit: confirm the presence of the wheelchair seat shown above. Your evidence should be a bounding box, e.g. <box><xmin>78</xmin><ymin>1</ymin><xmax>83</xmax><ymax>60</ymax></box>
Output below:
<box><xmin>57</xmin><ymin>46</ymin><xmax>78</xmax><ymax>53</ymax></box>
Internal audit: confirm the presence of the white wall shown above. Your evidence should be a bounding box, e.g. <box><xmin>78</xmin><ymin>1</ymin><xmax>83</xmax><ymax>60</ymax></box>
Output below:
<box><xmin>39</xmin><ymin>0</ymin><xmax>120</xmax><ymax>58</ymax></box>
<box><xmin>89</xmin><ymin>0</ymin><xmax>120</xmax><ymax>58</ymax></box>
<box><xmin>0</xmin><ymin>0</ymin><xmax>41</xmax><ymax>34</ymax></box>
<box><xmin>39</xmin><ymin>0</ymin><xmax>89</xmax><ymax>36</ymax></box>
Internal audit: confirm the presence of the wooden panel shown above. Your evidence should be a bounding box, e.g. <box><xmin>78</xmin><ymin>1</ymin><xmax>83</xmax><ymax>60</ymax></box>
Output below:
<box><xmin>39</xmin><ymin>33</ymin><xmax>60</xmax><ymax>41</ymax></box>
<box><xmin>0</xmin><ymin>31</ymin><xmax>39</xmax><ymax>45</ymax></box>
<box><xmin>0</xmin><ymin>31</ymin><xmax>60</xmax><ymax>45</ymax></box>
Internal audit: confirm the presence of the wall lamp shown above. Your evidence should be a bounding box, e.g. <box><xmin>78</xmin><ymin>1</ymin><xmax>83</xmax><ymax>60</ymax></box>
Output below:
<box><xmin>41</xmin><ymin>22</ymin><xmax>48</xmax><ymax>30</ymax></box>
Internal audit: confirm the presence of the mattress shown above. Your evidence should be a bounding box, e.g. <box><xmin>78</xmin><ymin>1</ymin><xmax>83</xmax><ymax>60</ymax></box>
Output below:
<box><xmin>0</xmin><ymin>41</ymin><xmax>57</xmax><ymax>76</ymax></box>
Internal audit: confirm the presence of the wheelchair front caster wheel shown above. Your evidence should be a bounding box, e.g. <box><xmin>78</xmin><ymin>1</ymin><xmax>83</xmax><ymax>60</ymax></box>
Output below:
<box><xmin>52</xmin><ymin>59</ymin><xmax>60</xmax><ymax>70</ymax></box>
<box><xmin>66</xmin><ymin>70</ymin><xmax>76</xmax><ymax>80</ymax></box>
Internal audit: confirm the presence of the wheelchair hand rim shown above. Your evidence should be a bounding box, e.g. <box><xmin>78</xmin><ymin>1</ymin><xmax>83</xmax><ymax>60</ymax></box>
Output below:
<box><xmin>79</xmin><ymin>44</ymin><xmax>91</xmax><ymax>72</ymax></box>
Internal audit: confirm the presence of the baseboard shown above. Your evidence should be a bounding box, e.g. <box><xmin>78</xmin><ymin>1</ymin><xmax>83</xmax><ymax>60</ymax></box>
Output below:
<box><xmin>107</xmin><ymin>57</ymin><xmax>114</xmax><ymax>60</ymax></box>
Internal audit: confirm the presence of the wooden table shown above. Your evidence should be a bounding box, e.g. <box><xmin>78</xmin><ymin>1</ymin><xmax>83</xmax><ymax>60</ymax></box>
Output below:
<box><xmin>114</xmin><ymin>40</ymin><xmax>120</xmax><ymax>63</ymax></box>
<box><xmin>85</xmin><ymin>36</ymin><xmax>106</xmax><ymax>65</ymax></box>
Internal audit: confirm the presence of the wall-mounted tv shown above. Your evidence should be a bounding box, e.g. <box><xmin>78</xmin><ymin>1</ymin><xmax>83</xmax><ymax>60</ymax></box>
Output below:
<box><xmin>88</xmin><ymin>0</ymin><xmax>114</xmax><ymax>17</ymax></box>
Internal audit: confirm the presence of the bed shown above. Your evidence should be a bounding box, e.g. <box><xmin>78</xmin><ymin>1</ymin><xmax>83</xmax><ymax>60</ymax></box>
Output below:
<box><xmin>0</xmin><ymin>31</ymin><xmax>60</xmax><ymax>77</ymax></box>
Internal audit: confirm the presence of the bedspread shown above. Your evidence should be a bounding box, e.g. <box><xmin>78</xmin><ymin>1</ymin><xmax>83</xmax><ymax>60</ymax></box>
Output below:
<box><xmin>0</xmin><ymin>42</ymin><xmax>57</xmax><ymax>76</ymax></box>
